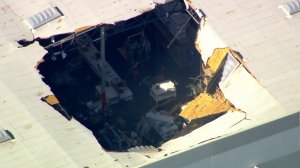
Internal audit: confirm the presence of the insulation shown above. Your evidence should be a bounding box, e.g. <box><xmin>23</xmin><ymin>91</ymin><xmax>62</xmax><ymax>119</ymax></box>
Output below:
<box><xmin>180</xmin><ymin>48</ymin><xmax>239</xmax><ymax>121</ymax></box>
<box><xmin>42</xmin><ymin>95</ymin><xmax>60</xmax><ymax>105</ymax></box>
<box><xmin>206</xmin><ymin>48</ymin><xmax>230</xmax><ymax>73</ymax></box>
<box><xmin>179</xmin><ymin>91</ymin><xmax>235</xmax><ymax>121</ymax></box>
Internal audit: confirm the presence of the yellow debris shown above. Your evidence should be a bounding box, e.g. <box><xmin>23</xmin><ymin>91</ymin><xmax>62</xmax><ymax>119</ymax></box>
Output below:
<box><xmin>35</xmin><ymin>58</ymin><xmax>45</xmax><ymax>69</ymax></box>
<box><xmin>179</xmin><ymin>91</ymin><xmax>235</xmax><ymax>121</ymax></box>
<box><xmin>179</xmin><ymin>48</ymin><xmax>243</xmax><ymax>121</ymax></box>
<box><xmin>74</xmin><ymin>26</ymin><xmax>93</xmax><ymax>34</ymax></box>
<box><xmin>205</xmin><ymin>48</ymin><xmax>252</xmax><ymax>76</ymax></box>
<box><xmin>206</xmin><ymin>48</ymin><xmax>230</xmax><ymax>73</ymax></box>
<box><xmin>42</xmin><ymin>95</ymin><xmax>60</xmax><ymax>105</ymax></box>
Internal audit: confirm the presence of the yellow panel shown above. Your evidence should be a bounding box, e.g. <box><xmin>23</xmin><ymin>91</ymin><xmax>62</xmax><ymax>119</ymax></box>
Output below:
<box><xmin>43</xmin><ymin>95</ymin><xmax>60</xmax><ymax>105</ymax></box>
<box><xmin>206</xmin><ymin>48</ymin><xmax>230</xmax><ymax>73</ymax></box>
<box><xmin>179</xmin><ymin>91</ymin><xmax>235</xmax><ymax>121</ymax></box>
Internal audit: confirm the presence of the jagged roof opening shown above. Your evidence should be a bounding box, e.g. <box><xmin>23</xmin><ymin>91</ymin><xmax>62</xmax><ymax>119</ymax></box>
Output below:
<box><xmin>35</xmin><ymin>0</ymin><xmax>206</xmax><ymax>151</ymax></box>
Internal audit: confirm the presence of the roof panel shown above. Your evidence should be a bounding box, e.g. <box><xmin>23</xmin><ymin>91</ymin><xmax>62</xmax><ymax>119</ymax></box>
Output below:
<box><xmin>0</xmin><ymin>1</ymin><xmax>167</xmax><ymax>167</ymax></box>
<box><xmin>193</xmin><ymin>0</ymin><xmax>300</xmax><ymax>113</ymax></box>
<box><xmin>0</xmin><ymin>43</ymin><xmax>122</xmax><ymax>168</ymax></box>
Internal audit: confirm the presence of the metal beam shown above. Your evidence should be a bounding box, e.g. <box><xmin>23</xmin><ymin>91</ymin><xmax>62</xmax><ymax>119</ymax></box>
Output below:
<box><xmin>100</xmin><ymin>26</ymin><xmax>106</xmax><ymax>114</ymax></box>
<box><xmin>43</xmin><ymin>13</ymin><xmax>165</xmax><ymax>50</ymax></box>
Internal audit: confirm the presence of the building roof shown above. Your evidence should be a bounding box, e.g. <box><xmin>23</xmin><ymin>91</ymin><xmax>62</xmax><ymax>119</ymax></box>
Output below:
<box><xmin>143</xmin><ymin>112</ymin><xmax>300</xmax><ymax>168</ymax></box>
<box><xmin>140</xmin><ymin>0</ymin><xmax>300</xmax><ymax>165</ymax></box>
<box><xmin>0</xmin><ymin>0</ymin><xmax>299</xmax><ymax>167</ymax></box>
<box><xmin>0</xmin><ymin>42</ymin><xmax>123</xmax><ymax>168</ymax></box>
<box><xmin>0</xmin><ymin>0</ymin><xmax>162</xmax><ymax>42</ymax></box>
<box><xmin>0</xmin><ymin>0</ymin><xmax>165</xmax><ymax>167</ymax></box>
<box><xmin>192</xmin><ymin>0</ymin><xmax>300</xmax><ymax>113</ymax></box>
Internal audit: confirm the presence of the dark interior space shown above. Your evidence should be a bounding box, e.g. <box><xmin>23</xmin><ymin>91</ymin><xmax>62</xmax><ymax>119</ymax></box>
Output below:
<box><xmin>37</xmin><ymin>1</ymin><xmax>204</xmax><ymax>151</ymax></box>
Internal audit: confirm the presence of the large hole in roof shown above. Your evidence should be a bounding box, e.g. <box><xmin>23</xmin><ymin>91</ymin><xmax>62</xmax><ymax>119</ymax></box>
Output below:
<box><xmin>35</xmin><ymin>1</ymin><xmax>219</xmax><ymax>151</ymax></box>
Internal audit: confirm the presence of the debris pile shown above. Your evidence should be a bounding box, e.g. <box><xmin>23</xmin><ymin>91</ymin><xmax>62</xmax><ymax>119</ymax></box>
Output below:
<box><xmin>138</xmin><ymin>111</ymin><xmax>183</xmax><ymax>147</ymax></box>
<box><xmin>179</xmin><ymin>48</ymin><xmax>237</xmax><ymax>121</ymax></box>
<box><xmin>179</xmin><ymin>91</ymin><xmax>235</xmax><ymax>121</ymax></box>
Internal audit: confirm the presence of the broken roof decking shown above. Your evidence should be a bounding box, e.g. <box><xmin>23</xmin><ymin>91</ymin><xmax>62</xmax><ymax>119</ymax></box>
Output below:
<box><xmin>179</xmin><ymin>92</ymin><xmax>235</xmax><ymax>121</ymax></box>
<box><xmin>142</xmin><ymin>0</ymin><xmax>299</xmax><ymax>163</ymax></box>
<box><xmin>192</xmin><ymin>0</ymin><xmax>300</xmax><ymax>114</ymax></box>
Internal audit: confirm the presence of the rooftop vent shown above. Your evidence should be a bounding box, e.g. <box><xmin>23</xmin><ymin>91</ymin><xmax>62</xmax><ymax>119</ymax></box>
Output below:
<box><xmin>25</xmin><ymin>7</ymin><xmax>63</xmax><ymax>29</ymax></box>
<box><xmin>278</xmin><ymin>0</ymin><xmax>300</xmax><ymax>18</ymax></box>
<box><xmin>0</xmin><ymin>129</ymin><xmax>15</xmax><ymax>143</ymax></box>
<box><xmin>220</xmin><ymin>53</ymin><xmax>239</xmax><ymax>84</ymax></box>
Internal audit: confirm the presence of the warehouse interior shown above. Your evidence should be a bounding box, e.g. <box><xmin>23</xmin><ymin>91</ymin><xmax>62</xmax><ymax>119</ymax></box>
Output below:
<box><xmin>35</xmin><ymin>1</ymin><xmax>225</xmax><ymax>151</ymax></box>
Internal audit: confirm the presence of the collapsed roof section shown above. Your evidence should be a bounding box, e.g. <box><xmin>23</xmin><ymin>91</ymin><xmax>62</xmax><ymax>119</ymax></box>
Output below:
<box><xmin>192</xmin><ymin>0</ymin><xmax>300</xmax><ymax>115</ymax></box>
<box><xmin>149</xmin><ymin>47</ymin><xmax>287</xmax><ymax>162</ymax></box>
<box><xmin>148</xmin><ymin>0</ymin><xmax>296</xmax><ymax>157</ymax></box>
<box><xmin>139</xmin><ymin>1</ymin><xmax>298</xmax><ymax>166</ymax></box>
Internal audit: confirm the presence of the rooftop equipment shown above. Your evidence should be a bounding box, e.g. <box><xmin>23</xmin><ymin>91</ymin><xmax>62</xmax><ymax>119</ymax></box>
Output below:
<box><xmin>0</xmin><ymin>129</ymin><xmax>15</xmax><ymax>143</ymax></box>
<box><xmin>25</xmin><ymin>7</ymin><xmax>63</xmax><ymax>29</ymax></box>
<box><xmin>278</xmin><ymin>0</ymin><xmax>300</xmax><ymax>18</ymax></box>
